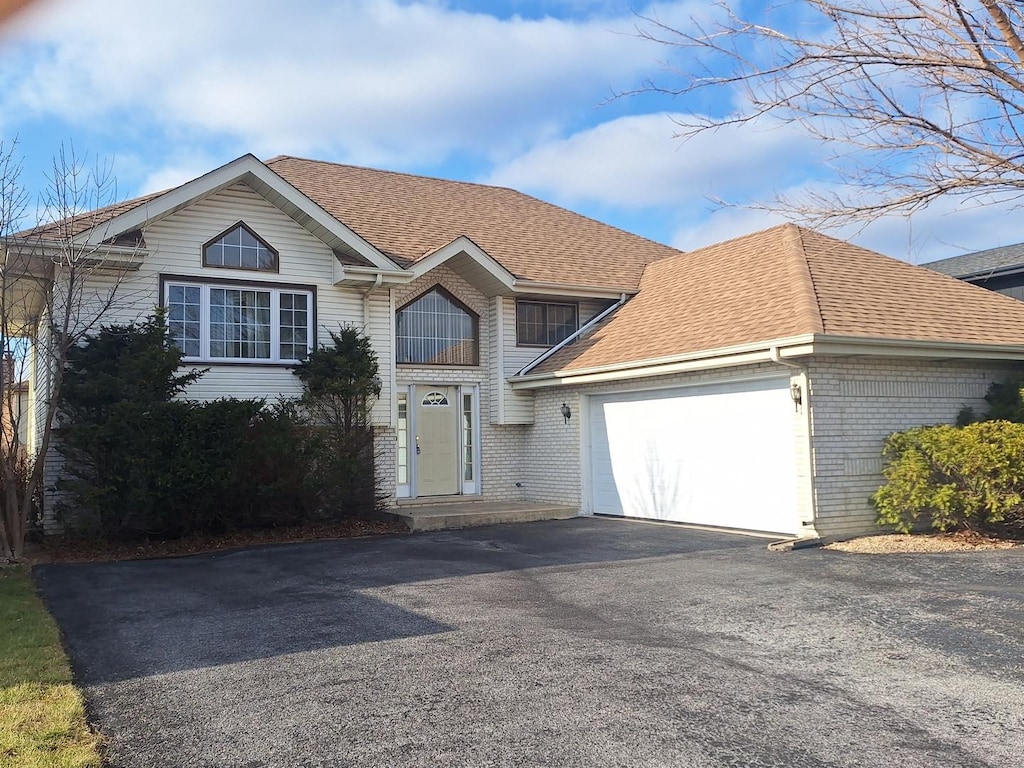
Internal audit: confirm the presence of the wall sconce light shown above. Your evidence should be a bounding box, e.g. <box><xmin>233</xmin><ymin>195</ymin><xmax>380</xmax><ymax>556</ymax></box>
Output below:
<box><xmin>560</xmin><ymin>403</ymin><xmax>572</xmax><ymax>424</ymax></box>
<box><xmin>790</xmin><ymin>382</ymin><xmax>803</xmax><ymax>410</ymax></box>
<box><xmin>371</xmin><ymin>375</ymin><xmax>383</xmax><ymax>396</ymax></box>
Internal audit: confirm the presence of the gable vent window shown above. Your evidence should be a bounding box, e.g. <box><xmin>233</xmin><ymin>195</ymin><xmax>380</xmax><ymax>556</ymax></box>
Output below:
<box><xmin>396</xmin><ymin>286</ymin><xmax>479</xmax><ymax>366</ymax></box>
<box><xmin>203</xmin><ymin>222</ymin><xmax>279</xmax><ymax>272</ymax></box>
<box><xmin>516</xmin><ymin>300</ymin><xmax>578</xmax><ymax>347</ymax></box>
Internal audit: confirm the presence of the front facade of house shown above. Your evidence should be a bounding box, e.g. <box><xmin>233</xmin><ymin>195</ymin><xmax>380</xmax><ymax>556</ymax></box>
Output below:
<box><xmin>12</xmin><ymin>155</ymin><xmax>1024</xmax><ymax>541</ymax></box>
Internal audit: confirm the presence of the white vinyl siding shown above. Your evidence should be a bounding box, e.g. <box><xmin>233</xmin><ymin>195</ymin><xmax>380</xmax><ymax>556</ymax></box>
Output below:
<box><xmin>495</xmin><ymin>297</ymin><xmax>615</xmax><ymax>425</ymax></box>
<box><xmin>73</xmin><ymin>183</ymin><xmax>371</xmax><ymax>405</ymax></box>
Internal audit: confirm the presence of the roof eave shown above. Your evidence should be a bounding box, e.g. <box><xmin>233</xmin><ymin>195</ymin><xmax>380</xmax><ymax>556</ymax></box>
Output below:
<box><xmin>510</xmin><ymin>333</ymin><xmax>1024</xmax><ymax>389</ymax></box>
<box><xmin>509</xmin><ymin>335</ymin><xmax>817</xmax><ymax>389</ymax></box>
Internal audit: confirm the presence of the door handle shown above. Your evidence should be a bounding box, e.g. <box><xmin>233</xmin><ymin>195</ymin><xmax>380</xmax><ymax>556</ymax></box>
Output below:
<box><xmin>416</xmin><ymin>435</ymin><xmax>421</xmax><ymax>455</ymax></box>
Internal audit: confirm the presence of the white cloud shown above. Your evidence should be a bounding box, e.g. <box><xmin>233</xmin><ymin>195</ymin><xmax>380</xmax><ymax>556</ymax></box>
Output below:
<box><xmin>0</xmin><ymin>0</ymin><xmax>695</xmax><ymax>167</ymax></box>
<box><xmin>486</xmin><ymin>112</ymin><xmax>827</xmax><ymax>208</ymax></box>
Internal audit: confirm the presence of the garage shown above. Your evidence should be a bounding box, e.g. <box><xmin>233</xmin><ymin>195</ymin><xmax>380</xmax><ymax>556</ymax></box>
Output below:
<box><xmin>587</xmin><ymin>376</ymin><xmax>802</xmax><ymax>535</ymax></box>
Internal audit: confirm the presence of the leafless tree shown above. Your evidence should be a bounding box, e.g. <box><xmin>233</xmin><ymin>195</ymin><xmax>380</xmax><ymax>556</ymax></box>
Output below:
<box><xmin>632</xmin><ymin>1</ymin><xmax>1024</xmax><ymax>226</ymax></box>
<box><xmin>0</xmin><ymin>141</ymin><xmax>139</xmax><ymax>560</ymax></box>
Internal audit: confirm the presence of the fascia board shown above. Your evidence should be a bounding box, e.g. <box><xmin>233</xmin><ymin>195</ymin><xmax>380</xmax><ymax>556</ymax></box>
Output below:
<box><xmin>511</xmin><ymin>333</ymin><xmax>1024</xmax><ymax>390</ymax></box>
<box><xmin>77</xmin><ymin>154</ymin><xmax>400</xmax><ymax>271</ymax></box>
<box><xmin>510</xmin><ymin>336</ymin><xmax>815</xmax><ymax>389</ymax></box>
<box><xmin>809</xmin><ymin>334</ymin><xmax>1024</xmax><ymax>360</ymax></box>
<box><xmin>510</xmin><ymin>281</ymin><xmax>638</xmax><ymax>300</ymax></box>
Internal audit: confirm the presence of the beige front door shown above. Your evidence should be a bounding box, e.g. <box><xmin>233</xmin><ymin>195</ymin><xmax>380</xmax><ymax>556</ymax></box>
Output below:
<box><xmin>415</xmin><ymin>387</ymin><xmax>459</xmax><ymax>496</ymax></box>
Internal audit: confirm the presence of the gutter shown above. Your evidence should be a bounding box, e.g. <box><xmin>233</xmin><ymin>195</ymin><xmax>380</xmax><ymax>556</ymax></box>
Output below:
<box><xmin>516</xmin><ymin>293</ymin><xmax>628</xmax><ymax>377</ymax></box>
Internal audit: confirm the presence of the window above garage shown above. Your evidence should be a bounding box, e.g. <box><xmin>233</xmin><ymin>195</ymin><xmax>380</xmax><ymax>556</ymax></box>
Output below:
<box><xmin>397</xmin><ymin>286</ymin><xmax>479</xmax><ymax>365</ymax></box>
<box><xmin>516</xmin><ymin>300</ymin><xmax>578</xmax><ymax>347</ymax></box>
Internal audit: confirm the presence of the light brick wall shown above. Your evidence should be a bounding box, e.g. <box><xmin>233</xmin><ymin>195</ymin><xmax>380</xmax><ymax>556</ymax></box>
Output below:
<box><xmin>807</xmin><ymin>356</ymin><xmax>1018</xmax><ymax>540</ymax></box>
<box><xmin>391</xmin><ymin>265</ymin><xmax>529</xmax><ymax>503</ymax></box>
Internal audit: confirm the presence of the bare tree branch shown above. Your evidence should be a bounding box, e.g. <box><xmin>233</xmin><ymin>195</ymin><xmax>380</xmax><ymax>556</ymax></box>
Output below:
<box><xmin>630</xmin><ymin>0</ymin><xmax>1024</xmax><ymax>226</ymax></box>
<box><xmin>0</xmin><ymin>142</ymin><xmax>140</xmax><ymax>560</ymax></box>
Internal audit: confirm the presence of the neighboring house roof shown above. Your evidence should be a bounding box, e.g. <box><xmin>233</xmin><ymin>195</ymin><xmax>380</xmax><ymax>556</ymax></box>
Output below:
<box><xmin>528</xmin><ymin>224</ymin><xmax>1024</xmax><ymax>377</ymax></box>
<box><xmin>924</xmin><ymin>242</ymin><xmax>1024</xmax><ymax>279</ymax></box>
<box><xmin>265</xmin><ymin>156</ymin><xmax>680</xmax><ymax>290</ymax></box>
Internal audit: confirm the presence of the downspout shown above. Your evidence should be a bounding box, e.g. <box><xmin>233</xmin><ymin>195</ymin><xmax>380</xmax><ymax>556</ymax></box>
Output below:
<box><xmin>769</xmin><ymin>345</ymin><xmax>818</xmax><ymax>539</ymax></box>
<box><xmin>361</xmin><ymin>272</ymin><xmax>383</xmax><ymax>329</ymax></box>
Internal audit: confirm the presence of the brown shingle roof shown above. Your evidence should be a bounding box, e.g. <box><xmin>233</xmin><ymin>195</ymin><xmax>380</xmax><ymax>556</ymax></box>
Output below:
<box><xmin>530</xmin><ymin>224</ymin><xmax>1024</xmax><ymax>375</ymax></box>
<box><xmin>266</xmin><ymin>155</ymin><xmax>679</xmax><ymax>289</ymax></box>
<box><xmin>17</xmin><ymin>193</ymin><xmax>161</xmax><ymax>241</ymax></box>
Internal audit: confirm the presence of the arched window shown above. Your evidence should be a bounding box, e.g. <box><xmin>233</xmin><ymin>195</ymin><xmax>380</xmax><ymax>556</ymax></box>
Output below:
<box><xmin>396</xmin><ymin>286</ymin><xmax>478</xmax><ymax>365</ymax></box>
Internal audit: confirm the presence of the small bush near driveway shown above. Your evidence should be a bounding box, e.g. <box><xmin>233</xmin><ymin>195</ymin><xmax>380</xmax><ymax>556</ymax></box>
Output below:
<box><xmin>873</xmin><ymin>421</ymin><xmax>1024</xmax><ymax>536</ymax></box>
<box><xmin>0</xmin><ymin>567</ymin><xmax>102</xmax><ymax>767</ymax></box>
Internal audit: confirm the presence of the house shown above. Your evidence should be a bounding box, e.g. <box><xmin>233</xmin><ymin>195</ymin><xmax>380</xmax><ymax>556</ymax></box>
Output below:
<box><xmin>8</xmin><ymin>153</ymin><xmax>1024</xmax><ymax>541</ymax></box>
<box><xmin>925</xmin><ymin>243</ymin><xmax>1024</xmax><ymax>300</ymax></box>
<box><xmin>0</xmin><ymin>353</ymin><xmax>30</xmax><ymax>457</ymax></box>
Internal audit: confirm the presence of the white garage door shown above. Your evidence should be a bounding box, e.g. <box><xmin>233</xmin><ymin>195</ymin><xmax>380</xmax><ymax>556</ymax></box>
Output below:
<box><xmin>588</xmin><ymin>377</ymin><xmax>801</xmax><ymax>535</ymax></box>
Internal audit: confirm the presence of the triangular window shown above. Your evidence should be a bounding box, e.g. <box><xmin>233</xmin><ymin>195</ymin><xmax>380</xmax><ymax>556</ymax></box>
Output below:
<box><xmin>203</xmin><ymin>222</ymin><xmax>278</xmax><ymax>272</ymax></box>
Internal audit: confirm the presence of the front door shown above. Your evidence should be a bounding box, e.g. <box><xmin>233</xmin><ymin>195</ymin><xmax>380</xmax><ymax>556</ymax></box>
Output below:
<box><xmin>414</xmin><ymin>386</ymin><xmax>459</xmax><ymax>496</ymax></box>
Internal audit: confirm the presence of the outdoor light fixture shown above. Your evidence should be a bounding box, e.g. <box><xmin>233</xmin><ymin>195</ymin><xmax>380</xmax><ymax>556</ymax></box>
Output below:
<box><xmin>371</xmin><ymin>375</ymin><xmax>383</xmax><ymax>396</ymax></box>
<box><xmin>790</xmin><ymin>382</ymin><xmax>803</xmax><ymax>410</ymax></box>
<box><xmin>560</xmin><ymin>403</ymin><xmax>572</xmax><ymax>423</ymax></box>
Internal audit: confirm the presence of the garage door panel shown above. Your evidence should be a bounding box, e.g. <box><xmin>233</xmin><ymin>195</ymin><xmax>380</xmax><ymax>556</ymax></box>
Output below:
<box><xmin>588</xmin><ymin>378</ymin><xmax>800</xmax><ymax>535</ymax></box>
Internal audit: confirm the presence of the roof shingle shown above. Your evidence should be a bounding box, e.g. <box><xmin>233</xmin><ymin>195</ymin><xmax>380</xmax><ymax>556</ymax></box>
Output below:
<box><xmin>266</xmin><ymin>155</ymin><xmax>679</xmax><ymax>289</ymax></box>
<box><xmin>531</xmin><ymin>224</ymin><xmax>1024</xmax><ymax>375</ymax></box>
<box><xmin>924</xmin><ymin>243</ymin><xmax>1024</xmax><ymax>279</ymax></box>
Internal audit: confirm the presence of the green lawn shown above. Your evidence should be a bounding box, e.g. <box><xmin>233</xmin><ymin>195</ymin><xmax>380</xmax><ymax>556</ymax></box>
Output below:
<box><xmin>0</xmin><ymin>567</ymin><xmax>102</xmax><ymax>768</ymax></box>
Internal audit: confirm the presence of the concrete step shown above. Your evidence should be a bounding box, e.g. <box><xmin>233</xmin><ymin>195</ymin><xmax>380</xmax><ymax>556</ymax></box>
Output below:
<box><xmin>386</xmin><ymin>501</ymin><xmax>579</xmax><ymax>532</ymax></box>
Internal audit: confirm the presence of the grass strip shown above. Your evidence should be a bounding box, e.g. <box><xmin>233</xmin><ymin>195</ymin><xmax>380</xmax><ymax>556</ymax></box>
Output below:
<box><xmin>0</xmin><ymin>567</ymin><xmax>102</xmax><ymax>767</ymax></box>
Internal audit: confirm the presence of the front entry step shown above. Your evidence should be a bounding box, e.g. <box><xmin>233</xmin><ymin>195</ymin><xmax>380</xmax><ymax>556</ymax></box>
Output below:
<box><xmin>386</xmin><ymin>500</ymin><xmax>579</xmax><ymax>532</ymax></box>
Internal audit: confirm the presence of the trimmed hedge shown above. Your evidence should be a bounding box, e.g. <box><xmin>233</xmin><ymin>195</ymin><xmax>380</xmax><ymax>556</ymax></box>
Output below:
<box><xmin>55</xmin><ymin>314</ymin><xmax>380</xmax><ymax>541</ymax></box>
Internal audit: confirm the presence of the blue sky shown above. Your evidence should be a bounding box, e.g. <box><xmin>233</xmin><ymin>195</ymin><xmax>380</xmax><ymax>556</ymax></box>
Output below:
<box><xmin>0</xmin><ymin>0</ymin><xmax>1019</xmax><ymax>263</ymax></box>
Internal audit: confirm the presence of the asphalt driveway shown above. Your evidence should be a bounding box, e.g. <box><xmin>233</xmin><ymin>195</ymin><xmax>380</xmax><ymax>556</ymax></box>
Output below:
<box><xmin>35</xmin><ymin>518</ymin><xmax>1024</xmax><ymax>768</ymax></box>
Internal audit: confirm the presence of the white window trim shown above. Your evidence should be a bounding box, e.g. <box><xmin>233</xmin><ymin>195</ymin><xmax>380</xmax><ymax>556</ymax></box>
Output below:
<box><xmin>164</xmin><ymin>279</ymin><xmax>314</xmax><ymax>364</ymax></box>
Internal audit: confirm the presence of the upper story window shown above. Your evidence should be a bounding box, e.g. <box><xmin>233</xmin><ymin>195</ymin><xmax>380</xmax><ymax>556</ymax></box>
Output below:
<box><xmin>164</xmin><ymin>279</ymin><xmax>313</xmax><ymax>364</ymax></box>
<box><xmin>203</xmin><ymin>222</ymin><xmax>279</xmax><ymax>272</ymax></box>
<box><xmin>516</xmin><ymin>300</ymin><xmax>578</xmax><ymax>347</ymax></box>
<box><xmin>397</xmin><ymin>286</ymin><xmax>478</xmax><ymax>366</ymax></box>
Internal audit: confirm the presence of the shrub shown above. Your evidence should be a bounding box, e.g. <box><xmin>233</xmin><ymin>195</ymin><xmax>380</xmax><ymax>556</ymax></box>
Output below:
<box><xmin>56</xmin><ymin>315</ymin><xmax>382</xmax><ymax>541</ymax></box>
<box><xmin>873</xmin><ymin>420</ymin><xmax>1024</xmax><ymax>535</ymax></box>
<box><xmin>293</xmin><ymin>327</ymin><xmax>385</xmax><ymax>518</ymax></box>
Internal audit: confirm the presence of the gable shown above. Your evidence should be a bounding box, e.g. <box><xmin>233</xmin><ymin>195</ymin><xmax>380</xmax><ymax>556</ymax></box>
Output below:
<box><xmin>143</xmin><ymin>184</ymin><xmax>341</xmax><ymax>285</ymax></box>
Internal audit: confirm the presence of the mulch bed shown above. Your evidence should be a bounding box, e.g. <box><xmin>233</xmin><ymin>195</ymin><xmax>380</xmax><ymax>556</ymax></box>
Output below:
<box><xmin>825</xmin><ymin>529</ymin><xmax>1023</xmax><ymax>553</ymax></box>
<box><xmin>24</xmin><ymin>519</ymin><xmax>409</xmax><ymax>564</ymax></box>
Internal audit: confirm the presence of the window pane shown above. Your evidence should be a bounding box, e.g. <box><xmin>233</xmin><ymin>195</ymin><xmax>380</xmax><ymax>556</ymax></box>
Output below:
<box><xmin>209</xmin><ymin>288</ymin><xmax>272</xmax><ymax>359</ymax></box>
<box><xmin>166</xmin><ymin>283</ymin><xmax>202</xmax><ymax>357</ymax></box>
<box><xmin>516</xmin><ymin>301</ymin><xmax>576</xmax><ymax>346</ymax></box>
<box><xmin>396</xmin><ymin>288</ymin><xmax>477</xmax><ymax>365</ymax></box>
<box><xmin>516</xmin><ymin>302</ymin><xmax>547</xmax><ymax>346</ymax></box>
<box><xmin>547</xmin><ymin>304</ymin><xmax>577</xmax><ymax>345</ymax></box>
<box><xmin>278</xmin><ymin>291</ymin><xmax>310</xmax><ymax>361</ymax></box>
